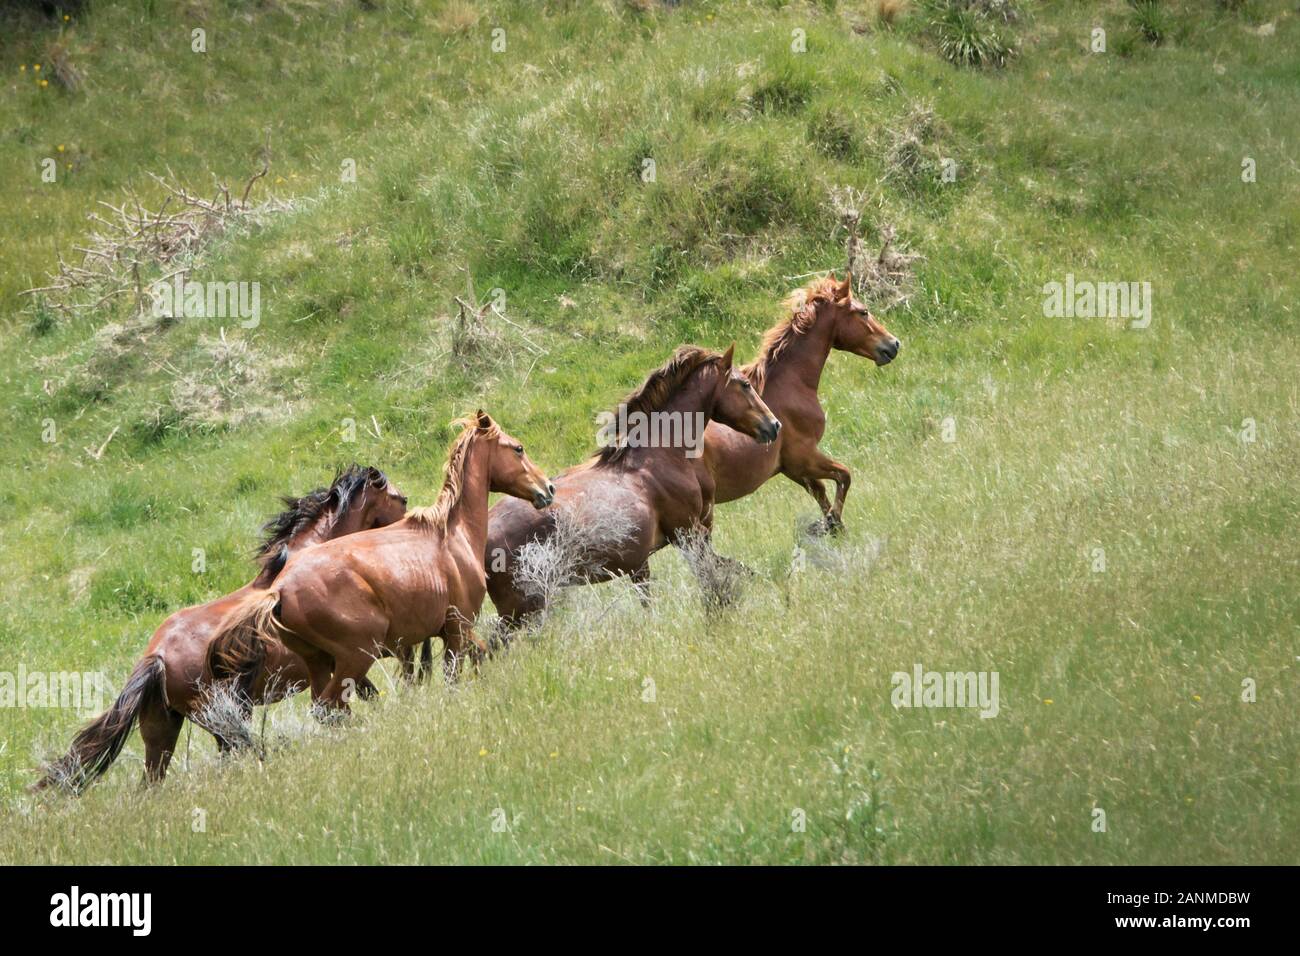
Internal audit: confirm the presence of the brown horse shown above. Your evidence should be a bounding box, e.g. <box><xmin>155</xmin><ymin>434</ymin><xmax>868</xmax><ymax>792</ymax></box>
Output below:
<box><xmin>33</xmin><ymin>466</ymin><xmax>408</xmax><ymax>791</ymax></box>
<box><xmin>205</xmin><ymin>412</ymin><xmax>554</xmax><ymax>714</ymax></box>
<box><xmin>704</xmin><ymin>272</ymin><xmax>900</xmax><ymax>533</ymax></box>
<box><xmin>486</xmin><ymin>344</ymin><xmax>781</xmax><ymax>628</ymax></box>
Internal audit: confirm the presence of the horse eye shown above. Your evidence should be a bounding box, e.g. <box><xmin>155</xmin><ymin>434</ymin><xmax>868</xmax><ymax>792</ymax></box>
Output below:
<box><xmin>515</xmin><ymin>445</ymin><xmax>524</xmax><ymax>455</ymax></box>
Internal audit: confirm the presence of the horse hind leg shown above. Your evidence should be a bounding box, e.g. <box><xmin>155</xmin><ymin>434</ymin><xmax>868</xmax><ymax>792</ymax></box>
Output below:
<box><xmin>138</xmin><ymin>696</ymin><xmax>184</xmax><ymax>785</ymax></box>
<box><xmin>804</xmin><ymin>452</ymin><xmax>851</xmax><ymax>533</ymax></box>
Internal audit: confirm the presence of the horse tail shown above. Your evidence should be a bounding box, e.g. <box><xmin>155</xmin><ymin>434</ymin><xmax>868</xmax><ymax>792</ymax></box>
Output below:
<box><xmin>32</xmin><ymin>655</ymin><xmax>167</xmax><ymax>794</ymax></box>
<box><xmin>206</xmin><ymin>589</ymin><xmax>284</xmax><ymax>701</ymax></box>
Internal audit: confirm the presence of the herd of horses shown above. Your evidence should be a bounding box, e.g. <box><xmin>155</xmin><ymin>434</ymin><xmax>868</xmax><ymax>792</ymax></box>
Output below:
<box><xmin>35</xmin><ymin>272</ymin><xmax>900</xmax><ymax>793</ymax></box>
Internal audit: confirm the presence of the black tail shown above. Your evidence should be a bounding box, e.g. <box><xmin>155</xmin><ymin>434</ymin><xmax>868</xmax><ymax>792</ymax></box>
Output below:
<box><xmin>32</xmin><ymin>655</ymin><xmax>166</xmax><ymax>794</ymax></box>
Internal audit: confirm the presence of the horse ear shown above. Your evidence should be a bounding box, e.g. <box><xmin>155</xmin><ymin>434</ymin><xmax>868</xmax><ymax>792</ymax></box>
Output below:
<box><xmin>836</xmin><ymin>271</ymin><xmax>853</xmax><ymax>302</ymax></box>
<box><xmin>720</xmin><ymin>343</ymin><xmax>735</xmax><ymax>371</ymax></box>
<box><xmin>476</xmin><ymin>409</ymin><xmax>492</xmax><ymax>430</ymax></box>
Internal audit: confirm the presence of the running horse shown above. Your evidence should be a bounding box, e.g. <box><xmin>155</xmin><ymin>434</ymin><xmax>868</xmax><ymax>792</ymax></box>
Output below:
<box><xmin>486</xmin><ymin>344</ymin><xmax>781</xmax><ymax>629</ymax></box>
<box><xmin>704</xmin><ymin>272</ymin><xmax>900</xmax><ymax>533</ymax></box>
<box><xmin>203</xmin><ymin>413</ymin><xmax>554</xmax><ymax>714</ymax></box>
<box><xmin>34</xmin><ymin>465</ymin><xmax>407</xmax><ymax>791</ymax></box>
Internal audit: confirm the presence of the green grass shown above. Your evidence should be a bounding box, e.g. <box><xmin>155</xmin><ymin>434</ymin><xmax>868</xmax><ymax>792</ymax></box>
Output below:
<box><xmin>0</xmin><ymin>0</ymin><xmax>1296</xmax><ymax>863</ymax></box>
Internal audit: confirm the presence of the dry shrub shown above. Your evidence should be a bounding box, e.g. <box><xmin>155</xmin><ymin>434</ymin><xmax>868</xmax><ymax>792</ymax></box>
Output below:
<box><xmin>450</xmin><ymin>295</ymin><xmax>504</xmax><ymax>370</ymax></box>
<box><xmin>446</xmin><ymin>285</ymin><xmax>546</xmax><ymax>375</ymax></box>
<box><xmin>191</xmin><ymin>681</ymin><xmax>255</xmax><ymax>751</ymax></box>
<box><xmin>673</xmin><ymin>526</ymin><xmax>752</xmax><ymax>610</ymax></box>
<box><xmin>828</xmin><ymin>186</ymin><xmax>924</xmax><ymax>312</ymax></box>
<box><xmin>23</xmin><ymin>166</ymin><xmax>288</xmax><ymax>321</ymax></box>
<box><xmin>512</xmin><ymin>485</ymin><xmax>639</xmax><ymax>613</ymax></box>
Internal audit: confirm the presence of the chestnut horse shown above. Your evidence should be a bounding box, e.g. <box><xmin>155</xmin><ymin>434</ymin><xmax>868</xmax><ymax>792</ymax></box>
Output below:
<box><xmin>486</xmin><ymin>344</ymin><xmax>781</xmax><ymax>628</ymax></box>
<box><xmin>34</xmin><ymin>466</ymin><xmax>407</xmax><ymax>791</ymax></box>
<box><xmin>205</xmin><ymin>413</ymin><xmax>554</xmax><ymax>714</ymax></box>
<box><xmin>704</xmin><ymin>272</ymin><xmax>900</xmax><ymax>533</ymax></box>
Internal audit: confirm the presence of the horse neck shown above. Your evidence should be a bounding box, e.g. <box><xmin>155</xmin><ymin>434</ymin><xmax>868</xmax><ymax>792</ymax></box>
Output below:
<box><xmin>760</xmin><ymin>310</ymin><xmax>835</xmax><ymax>398</ymax></box>
<box><xmin>249</xmin><ymin>502</ymin><xmax>357</xmax><ymax>588</ymax></box>
<box><xmin>444</xmin><ymin>439</ymin><xmax>492</xmax><ymax>551</ymax></box>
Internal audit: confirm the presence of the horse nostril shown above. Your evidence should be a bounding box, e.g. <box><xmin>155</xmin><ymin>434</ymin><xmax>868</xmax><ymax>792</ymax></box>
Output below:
<box><xmin>547</xmin><ymin>482</ymin><xmax>556</xmax><ymax>495</ymax></box>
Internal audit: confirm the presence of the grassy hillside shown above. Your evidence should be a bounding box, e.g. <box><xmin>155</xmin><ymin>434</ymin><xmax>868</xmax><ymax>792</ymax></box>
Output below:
<box><xmin>0</xmin><ymin>0</ymin><xmax>1296</xmax><ymax>863</ymax></box>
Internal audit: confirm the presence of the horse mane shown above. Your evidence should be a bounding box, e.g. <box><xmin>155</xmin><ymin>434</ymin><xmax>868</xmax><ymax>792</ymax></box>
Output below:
<box><xmin>594</xmin><ymin>345</ymin><xmax>722</xmax><ymax>465</ymax></box>
<box><xmin>409</xmin><ymin>416</ymin><xmax>501</xmax><ymax>531</ymax></box>
<box><xmin>740</xmin><ymin>274</ymin><xmax>842</xmax><ymax>391</ymax></box>
<box><xmin>256</xmin><ymin>464</ymin><xmax>388</xmax><ymax>574</ymax></box>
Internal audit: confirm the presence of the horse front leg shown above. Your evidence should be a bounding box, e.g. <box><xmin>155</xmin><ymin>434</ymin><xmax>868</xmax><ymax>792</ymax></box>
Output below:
<box><xmin>442</xmin><ymin>612</ymin><xmax>487</xmax><ymax>685</ymax></box>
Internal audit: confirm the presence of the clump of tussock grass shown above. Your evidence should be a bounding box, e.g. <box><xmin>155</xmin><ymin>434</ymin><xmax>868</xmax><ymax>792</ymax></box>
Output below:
<box><xmin>807</xmin><ymin>107</ymin><xmax>863</xmax><ymax>162</ymax></box>
<box><xmin>789</xmin><ymin>514</ymin><xmax>887</xmax><ymax>578</ymax></box>
<box><xmin>1128</xmin><ymin>0</ymin><xmax>1169</xmax><ymax>46</ymax></box>
<box><xmin>923</xmin><ymin>0</ymin><xmax>1017</xmax><ymax>68</ymax></box>
<box><xmin>749</xmin><ymin>55</ymin><xmax>816</xmax><ymax>115</ymax></box>
<box><xmin>164</xmin><ymin>330</ymin><xmax>284</xmax><ymax>433</ymax></box>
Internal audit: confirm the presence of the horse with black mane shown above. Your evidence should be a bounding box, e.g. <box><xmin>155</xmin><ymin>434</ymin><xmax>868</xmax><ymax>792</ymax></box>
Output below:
<box><xmin>34</xmin><ymin>465</ymin><xmax>407</xmax><ymax>791</ymax></box>
<box><xmin>202</xmin><ymin>412</ymin><xmax>555</xmax><ymax>715</ymax></box>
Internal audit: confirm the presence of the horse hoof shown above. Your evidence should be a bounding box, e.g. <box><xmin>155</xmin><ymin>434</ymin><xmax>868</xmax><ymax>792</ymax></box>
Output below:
<box><xmin>825</xmin><ymin>514</ymin><xmax>845</xmax><ymax>536</ymax></box>
<box><xmin>356</xmin><ymin>677</ymin><xmax>380</xmax><ymax>701</ymax></box>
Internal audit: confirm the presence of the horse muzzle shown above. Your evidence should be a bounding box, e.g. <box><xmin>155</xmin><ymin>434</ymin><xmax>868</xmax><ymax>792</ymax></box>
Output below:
<box><xmin>757</xmin><ymin>417</ymin><xmax>781</xmax><ymax>444</ymax></box>
<box><xmin>532</xmin><ymin>482</ymin><xmax>556</xmax><ymax>509</ymax></box>
<box><xmin>874</xmin><ymin>337</ymin><xmax>901</xmax><ymax>366</ymax></box>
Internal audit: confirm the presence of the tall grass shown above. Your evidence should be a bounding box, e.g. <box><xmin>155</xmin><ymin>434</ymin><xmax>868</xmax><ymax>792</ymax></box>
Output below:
<box><xmin>0</xmin><ymin>0</ymin><xmax>1296</xmax><ymax>863</ymax></box>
